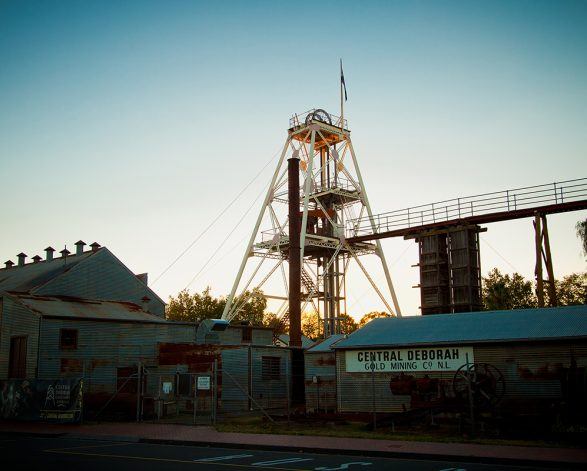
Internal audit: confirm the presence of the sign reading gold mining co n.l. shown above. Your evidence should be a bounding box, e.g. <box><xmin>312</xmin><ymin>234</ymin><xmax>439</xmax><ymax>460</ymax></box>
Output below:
<box><xmin>345</xmin><ymin>346</ymin><xmax>474</xmax><ymax>372</ymax></box>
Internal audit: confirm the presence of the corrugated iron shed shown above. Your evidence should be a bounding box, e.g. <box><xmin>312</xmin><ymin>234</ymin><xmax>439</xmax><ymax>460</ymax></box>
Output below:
<box><xmin>12</xmin><ymin>294</ymin><xmax>175</xmax><ymax>324</ymax></box>
<box><xmin>334</xmin><ymin>305</ymin><xmax>587</xmax><ymax>349</ymax></box>
<box><xmin>277</xmin><ymin>334</ymin><xmax>315</xmax><ymax>349</ymax></box>
<box><xmin>306</xmin><ymin>334</ymin><xmax>345</xmax><ymax>353</ymax></box>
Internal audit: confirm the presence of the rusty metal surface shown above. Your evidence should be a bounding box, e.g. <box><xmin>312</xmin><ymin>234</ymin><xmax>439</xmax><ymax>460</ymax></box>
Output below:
<box><xmin>12</xmin><ymin>294</ymin><xmax>170</xmax><ymax>323</ymax></box>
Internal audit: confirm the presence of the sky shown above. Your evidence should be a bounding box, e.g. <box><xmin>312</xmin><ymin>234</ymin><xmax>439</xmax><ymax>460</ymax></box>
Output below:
<box><xmin>1</xmin><ymin>0</ymin><xmax>586</xmax><ymax>320</ymax></box>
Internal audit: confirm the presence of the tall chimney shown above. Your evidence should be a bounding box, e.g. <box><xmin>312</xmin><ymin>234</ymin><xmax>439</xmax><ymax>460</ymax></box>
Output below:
<box><xmin>288</xmin><ymin>155</ymin><xmax>302</xmax><ymax>348</ymax></box>
<box><xmin>17</xmin><ymin>252</ymin><xmax>27</xmax><ymax>267</ymax></box>
<box><xmin>90</xmin><ymin>242</ymin><xmax>101</xmax><ymax>253</ymax></box>
<box><xmin>45</xmin><ymin>247</ymin><xmax>55</xmax><ymax>262</ymax></box>
<box><xmin>32</xmin><ymin>255</ymin><xmax>42</xmax><ymax>263</ymax></box>
<box><xmin>75</xmin><ymin>240</ymin><xmax>86</xmax><ymax>256</ymax></box>
<box><xmin>4</xmin><ymin>260</ymin><xmax>14</xmax><ymax>269</ymax></box>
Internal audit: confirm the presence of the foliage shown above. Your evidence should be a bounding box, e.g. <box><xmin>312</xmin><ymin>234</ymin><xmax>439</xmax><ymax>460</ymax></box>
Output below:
<box><xmin>555</xmin><ymin>273</ymin><xmax>587</xmax><ymax>306</ymax></box>
<box><xmin>576</xmin><ymin>219</ymin><xmax>587</xmax><ymax>257</ymax></box>
<box><xmin>301</xmin><ymin>311</ymin><xmax>321</xmax><ymax>340</ymax></box>
<box><xmin>482</xmin><ymin>268</ymin><xmax>587</xmax><ymax>310</ymax></box>
<box><xmin>482</xmin><ymin>268</ymin><xmax>536</xmax><ymax>310</ymax></box>
<box><xmin>166</xmin><ymin>287</ymin><xmax>224</xmax><ymax>322</ymax></box>
<box><xmin>301</xmin><ymin>311</ymin><xmax>358</xmax><ymax>339</ymax></box>
<box><xmin>263</xmin><ymin>312</ymin><xmax>288</xmax><ymax>336</ymax></box>
<box><xmin>231</xmin><ymin>288</ymin><xmax>267</xmax><ymax>326</ymax></box>
<box><xmin>339</xmin><ymin>313</ymin><xmax>358</xmax><ymax>334</ymax></box>
<box><xmin>166</xmin><ymin>287</ymin><xmax>268</xmax><ymax>326</ymax></box>
<box><xmin>358</xmin><ymin>311</ymin><xmax>391</xmax><ymax>328</ymax></box>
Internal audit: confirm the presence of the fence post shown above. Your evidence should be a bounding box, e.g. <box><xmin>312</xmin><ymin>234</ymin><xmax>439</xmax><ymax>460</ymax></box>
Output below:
<box><xmin>136</xmin><ymin>361</ymin><xmax>142</xmax><ymax>422</ymax></box>
<box><xmin>370</xmin><ymin>361</ymin><xmax>376</xmax><ymax>430</ymax></box>
<box><xmin>213</xmin><ymin>360</ymin><xmax>218</xmax><ymax>425</ymax></box>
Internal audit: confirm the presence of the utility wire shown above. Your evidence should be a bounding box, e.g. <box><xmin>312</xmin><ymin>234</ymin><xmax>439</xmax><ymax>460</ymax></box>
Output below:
<box><xmin>480</xmin><ymin>235</ymin><xmax>520</xmax><ymax>273</ymax></box>
<box><xmin>184</xmin><ymin>180</ymin><xmax>269</xmax><ymax>290</ymax></box>
<box><xmin>152</xmin><ymin>146</ymin><xmax>281</xmax><ymax>285</ymax></box>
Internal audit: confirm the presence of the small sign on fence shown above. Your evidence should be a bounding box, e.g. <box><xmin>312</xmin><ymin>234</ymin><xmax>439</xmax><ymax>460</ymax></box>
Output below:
<box><xmin>197</xmin><ymin>376</ymin><xmax>211</xmax><ymax>390</ymax></box>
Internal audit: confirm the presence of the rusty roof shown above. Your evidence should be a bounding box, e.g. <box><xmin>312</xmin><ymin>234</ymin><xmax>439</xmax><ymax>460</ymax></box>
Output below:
<box><xmin>12</xmin><ymin>293</ymin><xmax>170</xmax><ymax>324</ymax></box>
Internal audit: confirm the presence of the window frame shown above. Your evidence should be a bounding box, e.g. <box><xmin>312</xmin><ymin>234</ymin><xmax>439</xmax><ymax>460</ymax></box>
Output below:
<box><xmin>59</xmin><ymin>328</ymin><xmax>78</xmax><ymax>350</ymax></box>
<box><xmin>261</xmin><ymin>356</ymin><xmax>281</xmax><ymax>381</ymax></box>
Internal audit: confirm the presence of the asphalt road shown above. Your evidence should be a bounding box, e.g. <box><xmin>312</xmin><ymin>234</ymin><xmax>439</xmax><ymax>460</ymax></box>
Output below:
<box><xmin>0</xmin><ymin>436</ymin><xmax>576</xmax><ymax>471</ymax></box>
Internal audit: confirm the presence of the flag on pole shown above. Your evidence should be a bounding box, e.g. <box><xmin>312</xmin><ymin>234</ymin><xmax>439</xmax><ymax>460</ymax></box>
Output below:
<box><xmin>340</xmin><ymin>59</ymin><xmax>348</xmax><ymax>101</ymax></box>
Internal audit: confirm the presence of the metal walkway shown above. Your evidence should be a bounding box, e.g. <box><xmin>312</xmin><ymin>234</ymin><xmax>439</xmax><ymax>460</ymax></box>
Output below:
<box><xmin>347</xmin><ymin>178</ymin><xmax>587</xmax><ymax>242</ymax></box>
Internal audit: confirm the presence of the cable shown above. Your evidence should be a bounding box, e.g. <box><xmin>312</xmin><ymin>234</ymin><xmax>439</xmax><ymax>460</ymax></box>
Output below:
<box><xmin>152</xmin><ymin>145</ymin><xmax>282</xmax><ymax>285</ymax></box>
<box><xmin>184</xmin><ymin>180</ymin><xmax>269</xmax><ymax>290</ymax></box>
<box><xmin>480</xmin><ymin>236</ymin><xmax>520</xmax><ymax>273</ymax></box>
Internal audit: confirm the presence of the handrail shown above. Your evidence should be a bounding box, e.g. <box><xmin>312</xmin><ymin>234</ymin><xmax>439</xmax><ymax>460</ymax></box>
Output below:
<box><xmin>348</xmin><ymin>178</ymin><xmax>587</xmax><ymax>237</ymax></box>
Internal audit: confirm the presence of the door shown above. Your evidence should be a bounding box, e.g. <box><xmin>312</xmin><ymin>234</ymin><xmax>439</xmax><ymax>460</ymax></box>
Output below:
<box><xmin>9</xmin><ymin>336</ymin><xmax>27</xmax><ymax>378</ymax></box>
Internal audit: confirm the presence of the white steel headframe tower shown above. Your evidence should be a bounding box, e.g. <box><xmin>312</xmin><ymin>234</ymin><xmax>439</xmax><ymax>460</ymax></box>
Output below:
<box><xmin>221</xmin><ymin>109</ymin><xmax>401</xmax><ymax>336</ymax></box>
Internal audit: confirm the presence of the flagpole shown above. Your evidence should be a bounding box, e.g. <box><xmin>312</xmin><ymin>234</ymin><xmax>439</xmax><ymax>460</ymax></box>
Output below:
<box><xmin>340</xmin><ymin>59</ymin><xmax>344</xmax><ymax>128</ymax></box>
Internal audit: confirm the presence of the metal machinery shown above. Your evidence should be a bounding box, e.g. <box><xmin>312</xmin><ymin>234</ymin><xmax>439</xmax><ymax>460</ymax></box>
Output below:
<box><xmin>221</xmin><ymin>109</ymin><xmax>401</xmax><ymax>344</ymax></box>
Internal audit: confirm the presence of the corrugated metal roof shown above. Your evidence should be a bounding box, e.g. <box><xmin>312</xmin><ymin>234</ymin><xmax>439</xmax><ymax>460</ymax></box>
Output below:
<box><xmin>334</xmin><ymin>305</ymin><xmax>587</xmax><ymax>349</ymax></box>
<box><xmin>13</xmin><ymin>294</ymin><xmax>169</xmax><ymax>324</ymax></box>
<box><xmin>0</xmin><ymin>251</ymin><xmax>95</xmax><ymax>293</ymax></box>
<box><xmin>306</xmin><ymin>334</ymin><xmax>346</xmax><ymax>353</ymax></box>
<box><xmin>277</xmin><ymin>334</ymin><xmax>315</xmax><ymax>349</ymax></box>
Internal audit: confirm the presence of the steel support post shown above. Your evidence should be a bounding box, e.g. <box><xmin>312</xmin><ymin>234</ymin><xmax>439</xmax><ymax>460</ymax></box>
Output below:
<box><xmin>288</xmin><ymin>156</ymin><xmax>302</xmax><ymax>347</ymax></box>
<box><xmin>534</xmin><ymin>213</ymin><xmax>545</xmax><ymax>307</ymax></box>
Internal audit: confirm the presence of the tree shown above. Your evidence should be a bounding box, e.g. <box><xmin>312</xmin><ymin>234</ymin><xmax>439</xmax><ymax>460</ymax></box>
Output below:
<box><xmin>166</xmin><ymin>287</ymin><xmax>224</xmax><ymax>322</ymax></box>
<box><xmin>577</xmin><ymin>219</ymin><xmax>587</xmax><ymax>257</ymax></box>
<box><xmin>231</xmin><ymin>288</ymin><xmax>267</xmax><ymax>326</ymax></box>
<box><xmin>482</xmin><ymin>268</ymin><xmax>536</xmax><ymax>310</ymax></box>
<box><xmin>301</xmin><ymin>311</ymin><xmax>321</xmax><ymax>340</ymax></box>
<box><xmin>339</xmin><ymin>313</ymin><xmax>359</xmax><ymax>334</ymax></box>
<box><xmin>555</xmin><ymin>273</ymin><xmax>587</xmax><ymax>306</ymax></box>
<box><xmin>358</xmin><ymin>311</ymin><xmax>391</xmax><ymax>328</ymax></box>
<box><xmin>263</xmin><ymin>312</ymin><xmax>288</xmax><ymax>336</ymax></box>
<box><xmin>166</xmin><ymin>287</ymin><xmax>268</xmax><ymax>326</ymax></box>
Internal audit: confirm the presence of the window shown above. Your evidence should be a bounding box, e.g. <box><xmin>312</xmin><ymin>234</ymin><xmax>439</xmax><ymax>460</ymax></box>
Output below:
<box><xmin>60</xmin><ymin>328</ymin><xmax>78</xmax><ymax>349</ymax></box>
<box><xmin>9</xmin><ymin>336</ymin><xmax>27</xmax><ymax>378</ymax></box>
<box><xmin>241</xmin><ymin>326</ymin><xmax>252</xmax><ymax>344</ymax></box>
<box><xmin>261</xmin><ymin>356</ymin><xmax>281</xmax><ymax>381</ymax></box>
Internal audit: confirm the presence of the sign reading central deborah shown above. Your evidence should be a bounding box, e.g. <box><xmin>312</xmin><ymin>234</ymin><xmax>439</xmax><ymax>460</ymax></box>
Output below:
<box><xmin>345</xmin><ymin>346</ymin><xmax>474</xmax><ymax>372</ymax></box>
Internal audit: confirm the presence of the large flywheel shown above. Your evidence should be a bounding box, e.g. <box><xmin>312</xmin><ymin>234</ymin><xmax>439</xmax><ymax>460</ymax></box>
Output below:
<box><xmin>453</xmin><ymin>362</ymin><xmax>505</xmax><ymax>410</ymax></box>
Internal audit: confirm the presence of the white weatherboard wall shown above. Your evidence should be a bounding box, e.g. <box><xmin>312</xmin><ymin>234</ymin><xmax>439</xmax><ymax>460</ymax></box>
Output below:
<box><xmin>344</xmin><ymin>346</ymin><xmax>474</xmax><ymax>373</ymax></box>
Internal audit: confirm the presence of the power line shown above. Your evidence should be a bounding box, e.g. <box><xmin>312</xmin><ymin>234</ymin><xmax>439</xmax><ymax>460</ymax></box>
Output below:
<box><xmin>184</xmin><ymin>180</ymin><xmax>269</xmax><ymax>290</ymax></box>
<box><xmin>152</xmin><ymin>146</ymin><xmax>281</xmax><ymax>285</ymax></box>
<box><xmin>480</xmin><ymin>235</ymin><xmax>520</xmax><ymax>273</ymax></box>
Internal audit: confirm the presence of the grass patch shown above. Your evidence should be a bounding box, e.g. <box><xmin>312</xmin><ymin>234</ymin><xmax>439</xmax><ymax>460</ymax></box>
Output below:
<box><xmin>215</xmin><ymin>416</ymin><xmax>579</xmax><ymax>448</ymax></box>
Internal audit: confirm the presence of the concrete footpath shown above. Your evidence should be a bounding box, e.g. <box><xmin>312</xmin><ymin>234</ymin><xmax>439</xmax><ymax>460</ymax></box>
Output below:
<box><xmin>1</xmin><ymin>421</ymin><xmax>585</xmax><ymax>468</ymax></box>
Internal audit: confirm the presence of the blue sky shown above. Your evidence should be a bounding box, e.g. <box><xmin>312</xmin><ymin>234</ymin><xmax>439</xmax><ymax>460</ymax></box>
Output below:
<box><xmin>1</xmin><ymin>1</ymin><xmax>585</xmax><ymax>317</ymax></box>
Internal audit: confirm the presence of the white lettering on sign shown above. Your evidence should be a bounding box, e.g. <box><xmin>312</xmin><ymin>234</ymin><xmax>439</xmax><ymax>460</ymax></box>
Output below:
<box><xmin>345</xmin><ymin>347</ymin><xmax>474</xmax><ymax>373</ymax></box>
<box><xmin>197</xmin><ymin>376</ymin><xmax>211</xmax><ymax>390</ymax></box>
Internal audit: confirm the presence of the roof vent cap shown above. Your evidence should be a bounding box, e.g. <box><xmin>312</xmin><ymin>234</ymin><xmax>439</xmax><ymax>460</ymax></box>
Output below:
<box><xmin>32</xmin><ymin>255</ymin><xmax>42</xmax><ymax>263</ymax></box>
<box><xmin>90</xmin><ymin>242</ymin><xmax>101</xmax><ymax>253</ymax></box>
<box><xmin>4</xmin><ymin>260</ymin><xmax>14</xmax><ymax>269</ymax></box>
<box><xmin>75</xmin><ymin>240</ymin><xmax>86</xmax><ymax>256</ymax></box>
<box><xmin>60</xmin><ymin>248</ymin><xmax>71</xmax><ymax>258</ymax></box>
<box><xmin>17</xmin><ymin>252</ymin><xmax>27</xmax><ymax>267</ymax></box>
<box><xmin>45</xmin><ymin>247</ymin><xmax>55</xmax><ymax>262</ymax></box>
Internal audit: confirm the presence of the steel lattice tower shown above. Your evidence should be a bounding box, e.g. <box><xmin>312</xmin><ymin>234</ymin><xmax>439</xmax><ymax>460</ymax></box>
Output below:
<box><xmin>221</xmin><ymin>109</ymin><xmax>401</xmax><ymax>342</ymax></box>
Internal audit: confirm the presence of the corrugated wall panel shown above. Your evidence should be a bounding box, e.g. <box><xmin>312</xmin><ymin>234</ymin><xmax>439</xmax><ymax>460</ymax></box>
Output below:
<box><xmin>221</xmin><ymin>347</ymin><xmax>249</xmax><ymax>412</ymax></box>
<box><xmin>0</xmin><ymin>296</ymin><xmax>40</xmax><ymax>379</ymax></box>
<box><xmin>336</xmin><ymin>341</ymin><xmax>587</xmax><ymax>413</ymax></box>
<box><xmin>35</xmin><ymin>249</ymin><xmax>165</xmax><ymax>316</ymax></box>
<box><xmin>305</xmin><ymin>352</ymin><xmax>337</xmax><ymax>412</ymax></box>
<box><xmin>250</xmin><ymin>346</ymin><xmax>289</xmax><ymax>411</ymax></box>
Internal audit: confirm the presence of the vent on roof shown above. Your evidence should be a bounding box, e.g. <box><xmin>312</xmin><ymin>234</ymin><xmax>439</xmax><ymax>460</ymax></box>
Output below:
<box><xmin>60</xmin><ymin>248</ymin><xmax>71</xmax><ymax>259</ymax></box>
<box><xmin>90</xmin><ymin>242</ymin><xmax>101</xmax><ymax>253</ymax></box>
<box><xmin>32</xmin><ymin>255</ymin><xmax>42</xmax><ymax>263</ymax></box>
<box><xmin>45</xmin><ymin>247</ymin><xmax>55</xmax><ymax>262</ymax></box>
<box><xmin>17</xmin><ymin>253</ymin><xmax>27</xmax><ymax>267</ymax></box>
<box><xmin>75</xmin><ymin>240</ymin><xmax>86</xmax><ymax>256</ymax></box>
<box><xmin>5</xmin><ymin>260</ymin><xmax>14</xmax><ymax>269</ymax></box>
